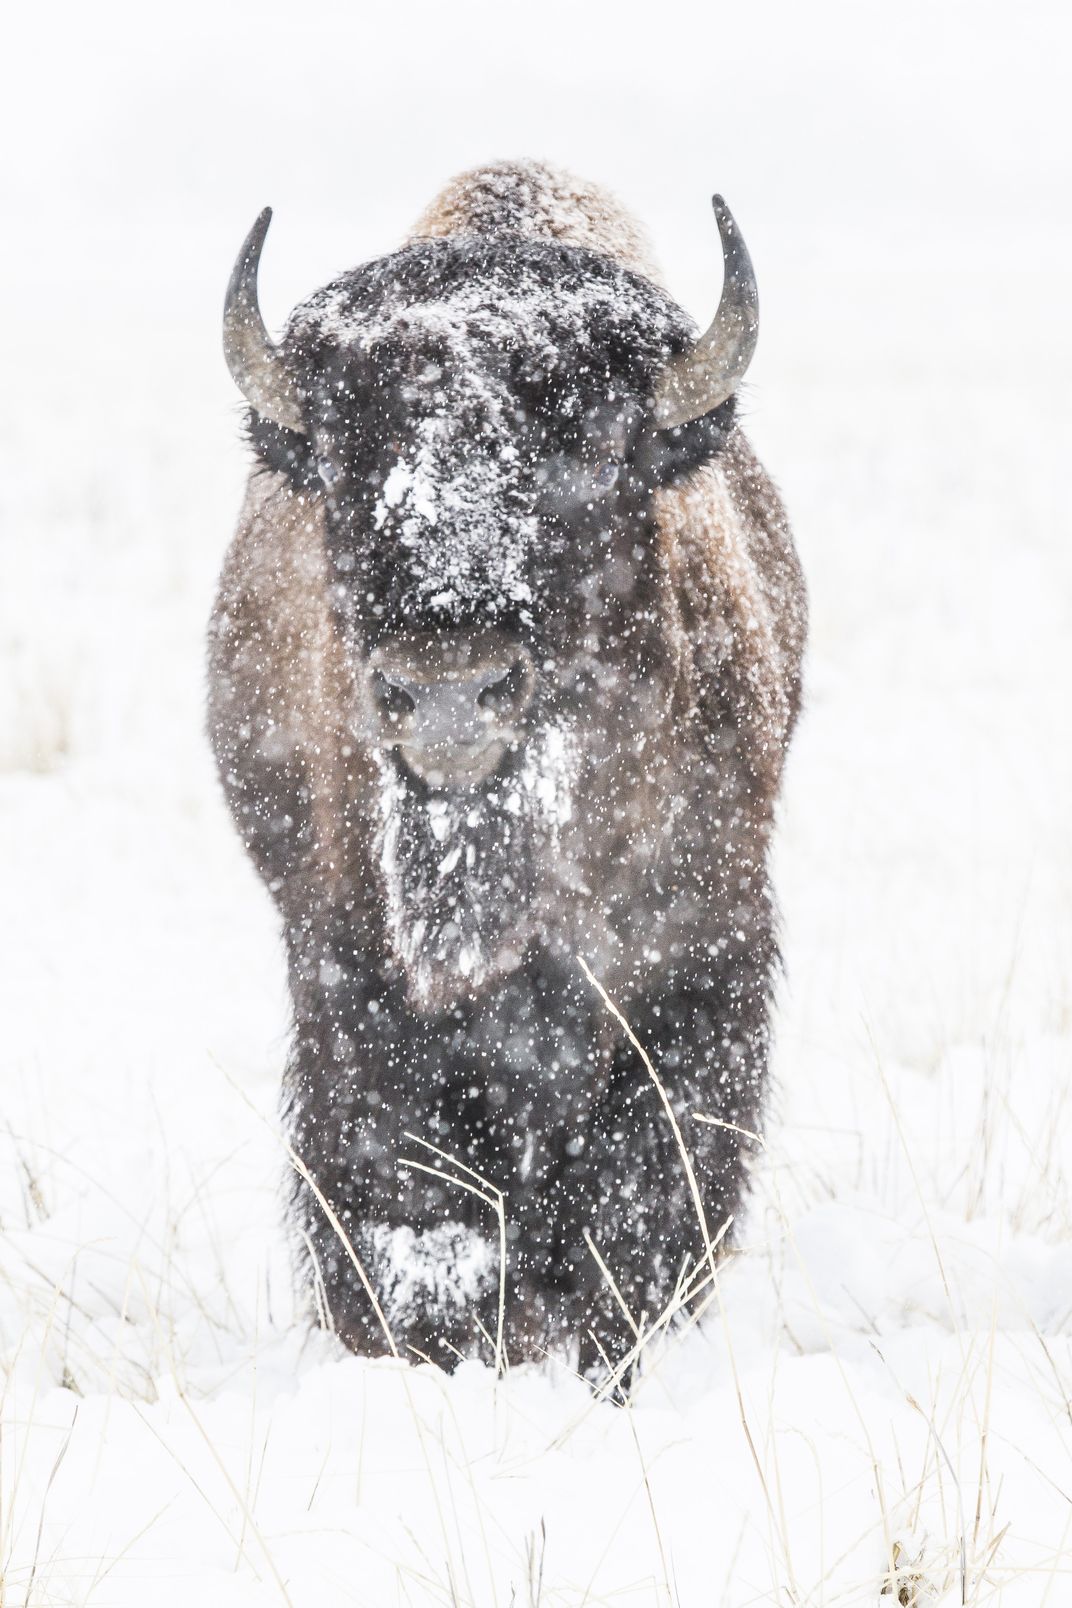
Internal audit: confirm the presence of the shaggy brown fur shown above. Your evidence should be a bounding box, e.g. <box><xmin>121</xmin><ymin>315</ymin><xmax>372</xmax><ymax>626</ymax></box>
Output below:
<box><xmin>412</xmin><ymin>159</ymin><xmax>664</xmax><ymax>284</ymax></box>
<box><xmin>208</xmin><ymin>161</ymin><xmax>806</xmax><ymax>1376</ymax></box>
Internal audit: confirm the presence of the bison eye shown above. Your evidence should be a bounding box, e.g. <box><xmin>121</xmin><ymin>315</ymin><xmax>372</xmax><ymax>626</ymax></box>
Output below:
<box><xmin>317</xmin><ymin>457</ymin><xmax>339</xmax><ymax>487</ymax></box>
<box><xmin>533</xmin><ymin>454</ymin><xmax>621</xmax><ymax>516</ymax></box>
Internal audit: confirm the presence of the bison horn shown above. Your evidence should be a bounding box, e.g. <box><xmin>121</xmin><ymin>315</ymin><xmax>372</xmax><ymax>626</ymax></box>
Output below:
<box><xmin>652</xmin><ymin>195</ymin><xmax>759</xmax><ymax>431</ymax></box>
<box><xmin>223</xmin><ymin>207</ymin><xmax>307</xmax><ymax>435</ymax></box>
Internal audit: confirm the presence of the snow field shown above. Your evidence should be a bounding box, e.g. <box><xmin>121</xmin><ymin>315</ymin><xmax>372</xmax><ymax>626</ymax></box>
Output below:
<box><xmin>2</xmin><ymin>1</ymin><xmax>1071</xmax><ymax>1601</ymax></box>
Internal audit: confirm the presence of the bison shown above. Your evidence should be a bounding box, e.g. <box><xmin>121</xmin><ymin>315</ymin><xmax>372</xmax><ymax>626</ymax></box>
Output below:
<box><xmin>208</xmin><ymin>160</ymin><xmax>806</xmax><ymax>1378</ymax></box>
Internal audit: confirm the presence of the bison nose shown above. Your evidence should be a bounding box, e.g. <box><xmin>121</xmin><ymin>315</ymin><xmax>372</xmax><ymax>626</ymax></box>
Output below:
<box><xmin>372</xmin><ymin>657</ymin><xmax>533</xmax><ymax>742</ymax></box>
<box><xmin>368</xmin><ymin>639</ymin><xmax>534</xmax><ymax>785</ymax></box>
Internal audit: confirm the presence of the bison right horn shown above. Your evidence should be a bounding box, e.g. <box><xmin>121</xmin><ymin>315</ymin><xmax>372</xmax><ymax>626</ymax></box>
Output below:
<box><xmin>223</xmin><ymin>208</ymin><xmax>307</xmax><ymax>435</ymax></box>
<box><xmin>652</xmin><ymin>195</ymin><xmax>759</xmax><ymax>432</ymax></box>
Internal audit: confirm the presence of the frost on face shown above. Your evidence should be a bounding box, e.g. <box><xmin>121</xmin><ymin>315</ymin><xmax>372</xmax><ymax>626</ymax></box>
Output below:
<box><xmin>375</xmin><ymin>721</ymin><xmax>577</xmax><ymax>1009</ymax></box>
<box><xmin>373</xmin><ymin>456</ymin><xmax>438</xmax><ymax>531</ymax></box>
<box><xmin>368</xmin><ymin>408</ymin><xmax>536</xmax><ymax>621</ymax></box>
<box><xmin>290</xmin><ymin>248</ymin><xmax>682</xmax><ymax>624</ymax></box>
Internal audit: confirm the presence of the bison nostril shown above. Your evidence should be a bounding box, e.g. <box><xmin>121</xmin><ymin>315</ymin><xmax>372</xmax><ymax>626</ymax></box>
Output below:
<box><xmin>373</xmin><ymin>671</ymin><xmax>416</xmax><ymax>723</ymax></box>
<box><xmin>477</xmin><ymin>660</ymin><xmax>530</xmax><ymax>717</ymax></box>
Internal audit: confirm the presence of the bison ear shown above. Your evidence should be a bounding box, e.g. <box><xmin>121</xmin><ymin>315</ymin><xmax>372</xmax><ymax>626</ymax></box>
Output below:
<box><xmin>245</xmin><ymin>410</ymin><xmax>317</xmax><ymax>489</ymax></box>
<box><xmin>642</xmin><ymin>395</ymin><xmax>737</xmax><ymax>487</ymax></box>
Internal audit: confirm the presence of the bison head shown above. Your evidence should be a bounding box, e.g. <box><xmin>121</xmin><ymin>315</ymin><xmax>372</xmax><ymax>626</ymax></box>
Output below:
<box><xmin>223</xmin><ymin>201</ymin><xmax>758</xmax><ymax>1009</ymax></box>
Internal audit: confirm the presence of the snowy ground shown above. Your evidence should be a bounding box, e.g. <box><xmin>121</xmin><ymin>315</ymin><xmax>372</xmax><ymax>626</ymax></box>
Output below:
<box><xmin>2</xmin><ymin>2</ymin><xmax>1071</xmax><ymax>1602</ymax></box>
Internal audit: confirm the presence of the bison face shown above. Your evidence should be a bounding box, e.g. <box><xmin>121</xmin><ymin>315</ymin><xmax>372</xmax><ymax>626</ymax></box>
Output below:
<box><xmin>239</xmin><ymin>234</ymin><xmax>739</xmax><ymax>1008</ymax></box>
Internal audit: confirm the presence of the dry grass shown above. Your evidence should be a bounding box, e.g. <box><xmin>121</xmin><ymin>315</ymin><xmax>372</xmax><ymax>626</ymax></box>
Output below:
<box><xmin>2</xmin><ymin>974</ymin><xmax>1071</xmax><ymax>1606</ymax></box>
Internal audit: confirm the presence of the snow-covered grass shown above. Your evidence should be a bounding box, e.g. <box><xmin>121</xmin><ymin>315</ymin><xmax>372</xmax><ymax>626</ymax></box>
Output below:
<box><xmin>2</xmin><ymin>1</ymin><xmax>1071</xmax><ymax>1601</ymax></box>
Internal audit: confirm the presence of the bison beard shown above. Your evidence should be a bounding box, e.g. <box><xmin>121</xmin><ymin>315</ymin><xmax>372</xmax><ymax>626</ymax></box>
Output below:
<box><xmin>374</xmin><ymin>721</ymin><xmax>576</xmax><ymax>1011</ymax></box>
<box><xmin>209</xmin><ymin>160</ymin><xmax>806</xmax><ymax>1381</ymax></box>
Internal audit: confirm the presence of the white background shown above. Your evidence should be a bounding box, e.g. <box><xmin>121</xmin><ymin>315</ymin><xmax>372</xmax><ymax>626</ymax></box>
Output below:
<box><xmin>1</xmin><ymin>2</ymin><xmax>1071</xmax><ymax>1602</ymax></box>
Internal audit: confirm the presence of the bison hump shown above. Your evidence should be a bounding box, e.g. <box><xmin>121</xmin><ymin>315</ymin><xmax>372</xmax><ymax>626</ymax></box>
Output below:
<box><xmin>409</xmin><ymin>159</ymin><xmax>663</xmax><ymax>286</ymax></box>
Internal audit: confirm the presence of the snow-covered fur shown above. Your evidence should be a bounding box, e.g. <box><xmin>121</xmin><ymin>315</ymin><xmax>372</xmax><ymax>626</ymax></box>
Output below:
<box><xmin>207</xmin><ymin>160</ymin><xmax>806</xmax><ymax>1375</ymax></box>
<box><xmin>412</xmin><ymin>159</ymin><xmax>664</xmax><ymax>284</ymax></box>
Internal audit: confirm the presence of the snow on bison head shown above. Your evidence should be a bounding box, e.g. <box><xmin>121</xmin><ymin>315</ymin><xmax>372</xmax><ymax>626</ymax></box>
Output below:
<box><xmin>220</xmin><ymin>178</ymin><xmax>760</xmax><ymax>1010</ymax></box>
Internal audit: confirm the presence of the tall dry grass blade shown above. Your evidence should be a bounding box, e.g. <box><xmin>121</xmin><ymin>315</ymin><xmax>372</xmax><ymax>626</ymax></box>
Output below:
<box><xmin>578</xmin><ymin>955</ymin><xmax>799</xmax><ymax>1596</ymax></box>
<box><xmin>20</xmin><ymin>1403</ymin><xmax>76</xmax><ymax>1608</ymax></box>
<box><xmin>215</xmin><ymin>1058</ymin><xmax>397</xmax><ymax>1357</ymax></box>
<box><xmin>401</xmin><ymin>1132</ymin><xmax>508</xmax><ymax>1378</ymax></box>
<box><xmin>582</xmin><ymin>1229</ymin><xmax>642</xmax><ymax>1343</ymax></box>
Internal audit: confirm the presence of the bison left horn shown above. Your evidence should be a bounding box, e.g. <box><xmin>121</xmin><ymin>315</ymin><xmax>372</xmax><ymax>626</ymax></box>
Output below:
<box><xmin>223</xmin><ymin>207</ymin><xmax>307</xmax><ymax>435</ymax></box>
<box><xmin>652</xmin><ymin>195</ymin><xmax>759</xmax><ymax>431</ymax></box>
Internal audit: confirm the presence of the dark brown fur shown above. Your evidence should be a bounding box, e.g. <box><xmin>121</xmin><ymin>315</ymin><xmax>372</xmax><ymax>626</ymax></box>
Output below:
<box><xmin>208</xmin><ymin>162</ymin><xmax>806</xmax><ymax>1376</ymax></box>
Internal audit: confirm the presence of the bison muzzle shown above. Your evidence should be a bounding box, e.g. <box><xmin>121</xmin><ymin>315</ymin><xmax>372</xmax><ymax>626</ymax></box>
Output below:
<box><xmin>208</xmin><ymin>160</ymin><xmax>806</xmax><ymax>1378</ymax></box>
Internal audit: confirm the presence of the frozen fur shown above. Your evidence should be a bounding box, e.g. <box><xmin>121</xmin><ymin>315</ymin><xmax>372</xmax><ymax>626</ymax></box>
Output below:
<box><xmin>208</xmin><ymin>161</ymin><xmax>806</xmax><ymax>1373</ymax></box>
